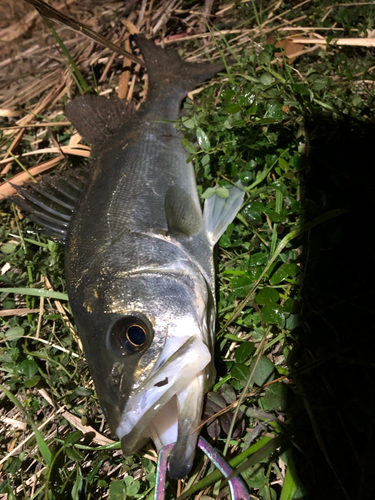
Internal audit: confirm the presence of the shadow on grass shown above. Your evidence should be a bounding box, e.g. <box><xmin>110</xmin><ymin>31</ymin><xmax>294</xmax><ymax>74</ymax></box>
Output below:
<box><xmin>290</xmin><ymin>117</ymin><xmax>375</xmax><ymax>500</ymax></box>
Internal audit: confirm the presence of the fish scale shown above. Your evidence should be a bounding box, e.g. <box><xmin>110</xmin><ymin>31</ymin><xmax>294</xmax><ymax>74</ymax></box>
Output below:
<box><xmin>105</xmin><ymin>136</ymin><xmax>194</xmax><ymax>233</ymax></box>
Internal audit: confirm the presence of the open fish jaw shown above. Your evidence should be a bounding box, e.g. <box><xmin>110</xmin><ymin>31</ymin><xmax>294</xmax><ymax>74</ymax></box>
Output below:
<box><xmin>117</xmin><ymin>335</ymin><xmax>211</xmax><ymax>478</ymax></box>
<box><xmin>146</xmin><ymin>375</ymin><xmax>207</xmax><ymax>480</ymax></box>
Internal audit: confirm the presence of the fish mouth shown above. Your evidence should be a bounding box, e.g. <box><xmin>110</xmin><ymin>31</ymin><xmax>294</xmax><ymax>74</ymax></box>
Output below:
<box><xmin>116</xmin><ymin>335</ymin><xmax>211</xmax><ymax>479</ymax></box>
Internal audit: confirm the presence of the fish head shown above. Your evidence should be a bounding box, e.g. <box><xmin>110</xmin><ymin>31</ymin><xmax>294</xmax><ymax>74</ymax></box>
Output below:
<box><xmin>70</xmin><ymin>238</ymin><xmax>215</xmax><ymax>479</ymax></box>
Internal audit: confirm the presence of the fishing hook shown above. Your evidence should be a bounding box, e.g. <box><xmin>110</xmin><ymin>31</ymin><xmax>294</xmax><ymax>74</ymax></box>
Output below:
<box><xmin>154</xmin><ymin>437</ymin><xmax>249</xmax><ymax>500</ymax></box>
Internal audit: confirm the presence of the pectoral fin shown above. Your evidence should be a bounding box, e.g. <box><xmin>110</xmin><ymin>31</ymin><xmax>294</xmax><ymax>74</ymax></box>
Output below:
<box><xmin>203</xmin><ymin>183</ymin><xmax>245</xmax><ymax>246</ymax></box>
<box><xmin>165</xmin><ymin>185</ymin><xmax>203</xmax><ymax>237</ymax></box>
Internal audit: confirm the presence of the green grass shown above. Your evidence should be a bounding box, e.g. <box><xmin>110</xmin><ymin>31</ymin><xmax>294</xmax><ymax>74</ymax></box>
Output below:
<box><xmin>1</xmin><ymin>1</ymin><xmax>375</xmax><ymax>498</ymax></box>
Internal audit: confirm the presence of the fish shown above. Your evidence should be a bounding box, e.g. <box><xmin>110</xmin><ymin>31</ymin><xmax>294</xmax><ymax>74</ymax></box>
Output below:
<box><xmin>11</xmin><ymin>35</ymin><xmax>244</xmax><ymax>479</ymax></box>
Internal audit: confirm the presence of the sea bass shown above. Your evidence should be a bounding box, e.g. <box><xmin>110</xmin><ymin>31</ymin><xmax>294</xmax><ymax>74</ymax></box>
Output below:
<box><xmin>13</xmin><ymin>36</ymin><xmax>244</xmax><ymax>478</ymax></box>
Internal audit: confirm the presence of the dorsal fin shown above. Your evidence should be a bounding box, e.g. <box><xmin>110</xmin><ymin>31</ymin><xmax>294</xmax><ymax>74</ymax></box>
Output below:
<box><xmin>133</xmin><ymin>35</ymin><xmax>226</xmax><ymax>99</ymax></box>
<box><xmin>10</xmin><ymin>166</ymin><xmax>90</xmax><ymax>242</ymax></box>
<box><xmin>165</xmin><ymin>185</ymin><xmax>203</xmax><ymax>238</ymax></box>
<box><xmin>64</xmin><ymin>96</ymin><xmax>133</xmax><ymax>149</ymax></box>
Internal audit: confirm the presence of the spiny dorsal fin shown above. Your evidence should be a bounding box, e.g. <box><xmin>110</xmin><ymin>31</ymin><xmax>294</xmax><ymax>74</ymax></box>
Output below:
<box><xmin>165</xmin><ymin>185</ymin><xmax>203</xmax><ymax>238</ymax></box>
<box><xmin>65</xmin><ymin>95</ymin><xmax>133</xmax><ymax>149</ymax></box>
<box><xmin>203</xmin><ymin>183</ymin><xmax>245</xmax><ymax>247</ymax></box>
<box><xmin>10</xmin><ymin>166</ymin><xmax>90</xmax><ymax>242</ymax></box>
<box><xmin>133</xmin><ymin>35</ymin><xmax>226</xmax><ymax>98</ymax></box>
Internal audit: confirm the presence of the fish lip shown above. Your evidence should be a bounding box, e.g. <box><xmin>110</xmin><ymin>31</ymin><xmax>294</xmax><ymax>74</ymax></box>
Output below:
<box><xmin>116</xmin><ymin>335</ymin><xmax>211</xmax><ymax>463</ymax></box>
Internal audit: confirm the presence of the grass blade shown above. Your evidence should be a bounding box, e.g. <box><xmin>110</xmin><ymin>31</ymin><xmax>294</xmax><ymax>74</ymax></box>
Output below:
<box><xmin>219</xmin><ymin>208</ymin><xmax>347</xmax><ymax>333</ymax></box>
<box><xmin>0</xmin><ymin>287</ymin><xmax>69</xmax><ymax>301</ymax></box>
<box><xmin>0</xmin><ymin>383</ymin><xmax>52</xmax><ymax>466</ymax></box>
<box><xmin>24</xmin><ymin>0</ymin><xmax>143</xmax><ymax>65</ymax></box>
<box><xmin>40</xmin><ymin>13</ymin><xmax>90</xmax><ymax>95</ymax></box>
<box><xmin>178</xmin><ymin>435</ymin><xmax>286</xmax><ymax>499</ymax></box>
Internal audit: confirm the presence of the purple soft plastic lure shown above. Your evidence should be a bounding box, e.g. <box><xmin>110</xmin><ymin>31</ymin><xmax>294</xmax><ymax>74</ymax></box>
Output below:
<box><xmin>155</xmin><ymin>437</ymin><xmax>249</xmax><ymax>500</ymax></box>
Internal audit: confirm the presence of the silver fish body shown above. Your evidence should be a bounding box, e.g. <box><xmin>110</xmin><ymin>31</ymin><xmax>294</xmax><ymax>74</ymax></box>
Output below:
<box><xmin>63</xmin><ymin>36</ymin><xmax>244</xmax><ymax>478</ymax></box>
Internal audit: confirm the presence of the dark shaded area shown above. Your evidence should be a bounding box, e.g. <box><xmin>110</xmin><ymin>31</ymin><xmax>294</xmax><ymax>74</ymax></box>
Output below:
<box><xmin>290</xmin><ymin>118</ymin><xmax>375</xmax><ymax>499</ymax></box>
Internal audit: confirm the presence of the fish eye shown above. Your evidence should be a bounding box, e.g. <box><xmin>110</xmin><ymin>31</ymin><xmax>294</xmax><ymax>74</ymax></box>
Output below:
<box><xmin>110</xmin><ymin>315</ymin><xmax>152</xmax><ymax>354</ymax></box>
<box><xmin>122</xmin><ymin>324</ymin><xmax>146</xmax><ymax>348</ymax></box>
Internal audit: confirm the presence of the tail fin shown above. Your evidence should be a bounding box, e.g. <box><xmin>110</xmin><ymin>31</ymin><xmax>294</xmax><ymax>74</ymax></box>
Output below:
<box><xmin>134</xmin><ymin>35</ymin><xmax>226</xmax><ymax>96</ymax></box>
